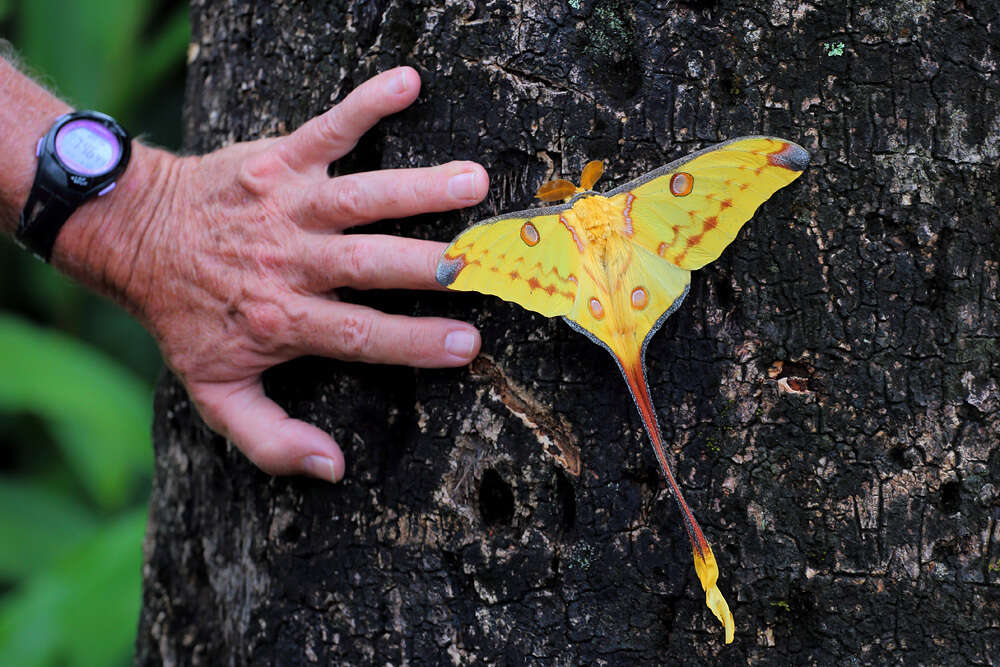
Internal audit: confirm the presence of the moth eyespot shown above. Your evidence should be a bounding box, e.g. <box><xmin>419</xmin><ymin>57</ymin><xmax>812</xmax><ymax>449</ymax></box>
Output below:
<box><xmin>657</xmin><ymin>242</ymin><xmax>668</xmax><ymax>257</ymax></box>
<box><xmin>520</xmin><ymin>222</ymin><xmax>540</xmax><ymax>246</ymax></box>
<box><xmin>670</xmin><ymin>172</ymin><xmax>694</xmax><ymax>197</ymax></box>
<box><xmin>588</xmin><ymin>297</ymin><xmax>605</xmax><ymax>319</ymax></box>
<box><xmin>631</xmin><ymin>287</ymin><xmax>649</xmax><ymax>310</ymax></box>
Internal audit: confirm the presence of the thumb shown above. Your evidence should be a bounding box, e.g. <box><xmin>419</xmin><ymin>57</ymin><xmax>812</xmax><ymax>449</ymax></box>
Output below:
<box><xmin>191</xmin><ymin>377</ymin><xmax>345</xmax><ymax>483</ymax></box>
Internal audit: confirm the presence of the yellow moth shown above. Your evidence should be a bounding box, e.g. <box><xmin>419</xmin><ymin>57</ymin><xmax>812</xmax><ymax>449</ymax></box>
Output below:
<box><xmin>438</xmin><ymin>137</ymin><xmax>810</xmax><ymax>644</ymax></box>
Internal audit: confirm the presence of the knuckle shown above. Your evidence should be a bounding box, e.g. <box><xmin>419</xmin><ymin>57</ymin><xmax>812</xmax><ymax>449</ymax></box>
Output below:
<box><xmin>337</xmin><ymin>314</ymin><xmax>375</xmax><ymax>359</ymax></box>
<box><xmin>331</xmin><ymin>180</ymin><xmax>367</xmax><ymax>220</ymax></box>
<box><xmin>243</xmin><ymin>301</ymin><xmax>290</xmax><ymax>343</ymax></box>
<box><xmin>340</xmin><ymin>238</ymin><xmax>374</xmax><ymax>285</ymax></box>
<box><xmin>250</xmin><ymin>242</ymin><xmax>287</xmax><ymax>273</ymax></box>
<box><xmin>315</xmin><ymin>112</ymin><xmax>353</xmax><ymax>150</ymax></box>
<box><xmin>399</xmin><ymin>181</ymin><xmax>424</xmax><ymax>210</ymax></box>
<box><xmin>237</xmin><ymin>151</ymin><xmax>279</xmax><ymax>195</ymax></box>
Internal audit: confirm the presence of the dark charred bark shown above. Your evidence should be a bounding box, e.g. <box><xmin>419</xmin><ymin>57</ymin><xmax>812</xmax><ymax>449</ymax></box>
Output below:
<box><xmin>137</xmin><ymin>1</ymin><xmax>1000</xmax><ymax>664</ymax></box>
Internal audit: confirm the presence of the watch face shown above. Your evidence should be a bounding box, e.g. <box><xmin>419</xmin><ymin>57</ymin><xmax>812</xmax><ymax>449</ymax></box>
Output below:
<box><xmin>54</xmin><ymin>119</ymin><xmax>122</xmax><ymax>176</ymax></box>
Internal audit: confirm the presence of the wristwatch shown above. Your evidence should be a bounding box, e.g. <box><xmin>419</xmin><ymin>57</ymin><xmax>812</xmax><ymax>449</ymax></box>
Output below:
<box><xmin>16</xmin><ymin>110</ymin><xmax>132</xmax><ymax>261</ymax></box>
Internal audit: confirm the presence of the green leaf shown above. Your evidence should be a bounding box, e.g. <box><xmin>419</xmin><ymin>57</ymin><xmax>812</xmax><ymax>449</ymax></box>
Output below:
<box><xmin>131</xmin><ymin>6</ymin><xmax>191</xmax><ymax>101</ymax></box>
<box><xmin>0</xmin><ymin>477</ymin><xmax>98</xmax><ymax>580</ymax></box>
<box><xmin>0</xmin><ymin>314</ymin><xmax>152</xmax><ymax>509</ymax></box>
<box><xmin>0</xmin><ymin>246</ymin><xmax>162</xmax><ymax>379</ymax></box>
<box><xmin>0</xmin><ymin>509</ymin><xmax>146</xmax><ymax>667</ymax></box>
<box><xmin>17</xmin><ymin>0</ymin><xmax>148</xmax><ymax>115</ymax></box>
<box><xmin>15</xmin><ymin>0</ymin><xmax>188</xmax><ymax>122</ymax></box>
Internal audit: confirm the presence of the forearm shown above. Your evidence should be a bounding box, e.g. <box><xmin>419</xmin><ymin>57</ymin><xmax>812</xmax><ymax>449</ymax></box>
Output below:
<box><xmin>0</xmin><ymin>55</ymin><xmax>180</xmax><ymax>311</ymax></box>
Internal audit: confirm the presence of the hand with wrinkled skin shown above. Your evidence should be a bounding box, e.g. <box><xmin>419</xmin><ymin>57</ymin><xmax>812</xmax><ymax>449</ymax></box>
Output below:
<box><xmin>0</xmin><ymin>63</ymin><xmax>487</xmax><ymax>483</ymax></box>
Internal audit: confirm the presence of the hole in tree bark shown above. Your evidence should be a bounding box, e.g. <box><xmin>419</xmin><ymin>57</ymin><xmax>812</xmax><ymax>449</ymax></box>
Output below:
<box><xmin>939</xmin><ymin>480</ymin><xmax>961</xmax><ymax>514</ymax></box>
<box><xmin>479</xmin><ymin>469</ymin><xmax>515</xmax><ymax>526</ymax></box>
<box><xmin>280</xmin><ymin>523</ymin><xmax>302</xmax><ymax>543</ymax></box>
<box><xmin>889</xmin><ymin>446</ymin><xmax>908</xmax><ymax>468</ymax></box>
<box><xmin>959</xmin><ymin>403</ymin><xmax>985</xmax><ymax>421</ymax></box>
<box><xmin>713</xmin><ymin>274</ymin><xmax>736</xmax><ymax>311</ymax></box>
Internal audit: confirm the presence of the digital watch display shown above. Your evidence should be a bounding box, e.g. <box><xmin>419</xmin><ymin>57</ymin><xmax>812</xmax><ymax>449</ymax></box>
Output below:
<box><xmin>55</xmin><ymin>119</ymin><xmax>123</xmax><ymax>176</ymax></box>
<box><xmin>16</xmin><ymin>110</ymin><xmax>131</xmax><ymax>261</ymax></box>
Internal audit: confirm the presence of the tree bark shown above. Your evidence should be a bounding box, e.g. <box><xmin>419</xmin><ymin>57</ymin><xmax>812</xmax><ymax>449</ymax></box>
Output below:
<box><xmin>138</xmin><ymin>1</ymin><xmax>1000</xmax><ymax>663</ymax></box>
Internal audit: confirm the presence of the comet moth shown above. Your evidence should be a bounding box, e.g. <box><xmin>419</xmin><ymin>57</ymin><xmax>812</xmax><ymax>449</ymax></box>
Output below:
<box><xmin>436</xmin><ymin>136</ymin><xmax>810</xmax><ymax>644</ymax></box>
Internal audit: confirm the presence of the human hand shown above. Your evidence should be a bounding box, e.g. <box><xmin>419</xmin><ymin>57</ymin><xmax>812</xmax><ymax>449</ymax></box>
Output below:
<box><xmin>56</xmin><ymin>67</ymin><xmax>488</xmax><ymax>483</ymax></box>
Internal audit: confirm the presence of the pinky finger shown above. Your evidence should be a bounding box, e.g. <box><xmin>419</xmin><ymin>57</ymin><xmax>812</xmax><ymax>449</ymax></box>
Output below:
<box><xmin>191</xmin><ymin>377</ymin><xmax>345</xmax><ymax>483</ymax></box>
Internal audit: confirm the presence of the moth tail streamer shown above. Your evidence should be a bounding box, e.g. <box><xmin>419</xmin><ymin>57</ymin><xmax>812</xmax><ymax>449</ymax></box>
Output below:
<box><xmin>692</xmin><ymin>542</ymin><xmax>735</xmax><ymax>645</ymax></box>
<box><xmin>621</xmin><ymin>362</ymin><xmax>735</xmax><ymax>645</ymax></box>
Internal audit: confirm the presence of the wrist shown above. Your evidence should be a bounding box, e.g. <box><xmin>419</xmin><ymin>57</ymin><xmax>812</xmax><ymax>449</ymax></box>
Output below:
<box><xmin>0</xmin><ymin>60</ymin><xmax>71</xmax><ymax>234</ymax></box>
<box><xmin>52</xmin><ymin>142</ymin><xmax>185</xmax><ymax>316</ymax></box>
<box><xmin>1</xmin><ymin>60</ymin><xmax>185</xmax><ymax>320</ymax></box>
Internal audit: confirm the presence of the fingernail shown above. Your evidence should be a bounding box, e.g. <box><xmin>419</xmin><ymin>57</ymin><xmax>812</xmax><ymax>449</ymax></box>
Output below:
<box><xmin>445</xmin><ymin>329</ymin><xmax>478</xmax><ymax>359</ymax></box>
<box><xmin>387</xmin><ymin>70</ymin><xmax>409</xmax><ymax>94</ymax></box>
<box><xmin>303</xmin><ymin>455</ymin><xmax>340</xmax><ymax>483</ymax></box>
<box><xmin>448</xmin><ymin>172</ymin><xmax>479</xmax><ymax>200</ymax></box>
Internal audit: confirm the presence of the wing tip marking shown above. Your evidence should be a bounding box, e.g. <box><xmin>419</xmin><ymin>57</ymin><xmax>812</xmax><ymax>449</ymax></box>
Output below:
<box><xmin>436</xmin><ymin>254</ymin><xmax>467</xmax><ymax>287</ymax></box>
<box><xmin>767</xmin><ymin>142</ymin><xmax>811</xmax><ymax>172</ymax></box>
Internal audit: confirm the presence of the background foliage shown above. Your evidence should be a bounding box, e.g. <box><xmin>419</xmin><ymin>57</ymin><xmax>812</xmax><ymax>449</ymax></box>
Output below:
<box><xmin>0</xmin><ymin>1</ymin><xmax>187</xmax><ymax>664</ymax></box>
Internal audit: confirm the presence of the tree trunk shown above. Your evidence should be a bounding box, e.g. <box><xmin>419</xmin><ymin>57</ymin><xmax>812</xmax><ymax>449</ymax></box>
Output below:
<box><xmin>137</xmin><ymin>1</ymin><xmax>1000</xmax><ymax>663</ymax></box>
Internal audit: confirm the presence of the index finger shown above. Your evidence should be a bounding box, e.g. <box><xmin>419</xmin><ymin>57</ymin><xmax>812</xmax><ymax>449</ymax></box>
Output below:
<box><xmin>276</xmin><ymin>66</ymin><xmax>421</xmax><ymax>172</ymax></box>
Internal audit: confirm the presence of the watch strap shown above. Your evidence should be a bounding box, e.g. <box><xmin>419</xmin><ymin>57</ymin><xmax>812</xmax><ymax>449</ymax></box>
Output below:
<box><xmin>17</xmin><ymin>182</ymin><xmax>77</xmax><ymax>262</ymax></box>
